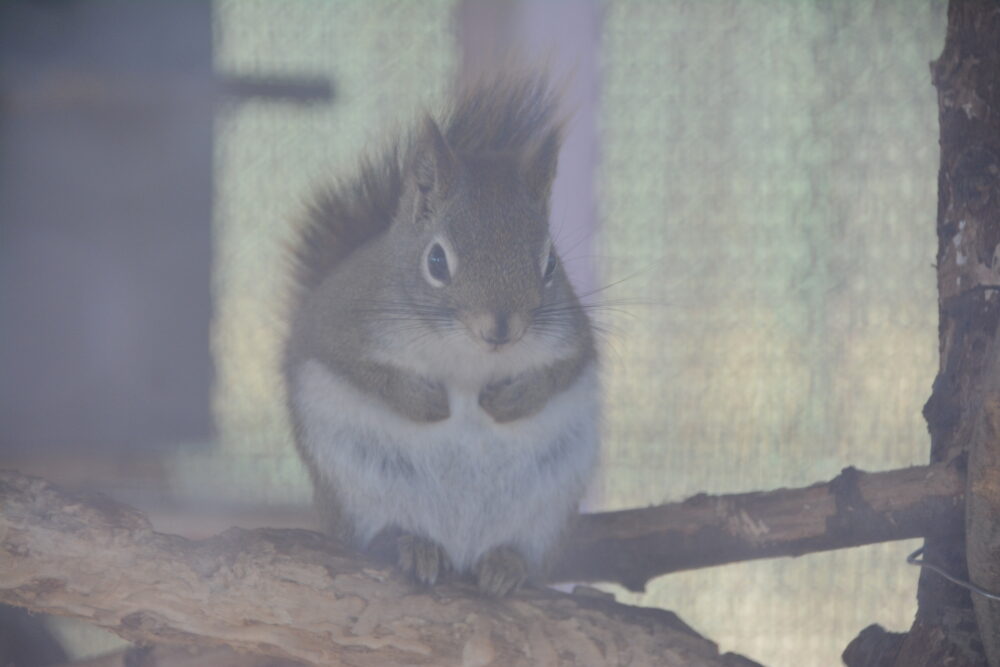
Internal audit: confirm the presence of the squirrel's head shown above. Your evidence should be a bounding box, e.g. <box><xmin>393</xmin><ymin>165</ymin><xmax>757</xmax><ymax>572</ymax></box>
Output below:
<box><xmin>391</xmin><ymin>117</ymin><xmax>566</xmax><ymax>351</ymax></box>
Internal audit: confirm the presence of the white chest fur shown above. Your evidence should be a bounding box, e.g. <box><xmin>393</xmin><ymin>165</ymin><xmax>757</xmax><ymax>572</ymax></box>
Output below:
<box><xmin>292</xmin><ymin>358</ymin><xmax>600</xmax><ymax>572</ymax></box>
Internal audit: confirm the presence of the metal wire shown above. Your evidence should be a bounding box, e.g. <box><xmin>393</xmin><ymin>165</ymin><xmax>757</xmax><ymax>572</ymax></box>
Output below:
<box><xmin>907</xmin><ymin>547</ymin><xmax>1000</xmax><ymax>602</ymax></box>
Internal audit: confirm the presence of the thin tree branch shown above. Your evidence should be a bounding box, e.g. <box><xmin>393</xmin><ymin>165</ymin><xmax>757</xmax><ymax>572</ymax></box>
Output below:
<box><xmin>554</xmin><ymin>463</ymin><xmax>964</xmax><ymax>591</ymax></box>
<box><xmin>0</xmin><ymin>470</ymin><xmax>759</xmax><ymax>667</ymax></box>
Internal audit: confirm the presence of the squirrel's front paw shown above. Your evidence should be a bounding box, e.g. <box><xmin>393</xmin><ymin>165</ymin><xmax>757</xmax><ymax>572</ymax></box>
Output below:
<box><xmin>397</xmin><ymin>533</ymin><xmax>451</xmax><ymax>587</ymax></box>
<box><xmin>418</xmin><ymin>391</ymin><xmax>450</xmax><ymax>422</ymax></box>
<box><xmin>409</xmin><ymin>380</ymin><xmax>450</xmax><ymax>422</ymax></box>
<box><xmin>475</xmin><ymin>546</ymin><xmax>528</xmax><ymax>597</ymax></box>
<box><xmin>479</xmin><ymin>378</ymin><xmax>537</xmax><ymax>423</ymax></box>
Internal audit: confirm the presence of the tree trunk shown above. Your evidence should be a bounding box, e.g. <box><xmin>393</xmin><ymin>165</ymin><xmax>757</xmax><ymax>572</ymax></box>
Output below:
<box><xmin>875</xmin><ymin>1</ymin><xmax>1000</xmax><ymax>665</ymax></box>
<box><xmin>967</xmin><ymin>331</ymin><xmax>1000</xmax><ymax>666</ymax></box>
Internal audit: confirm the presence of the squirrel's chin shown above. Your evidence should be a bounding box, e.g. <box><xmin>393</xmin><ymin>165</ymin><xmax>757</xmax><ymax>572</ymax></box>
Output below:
<box><xmin>474</xmin><ymin>341</ymin><xmax>511</xmax><ymax>354</ymax></box>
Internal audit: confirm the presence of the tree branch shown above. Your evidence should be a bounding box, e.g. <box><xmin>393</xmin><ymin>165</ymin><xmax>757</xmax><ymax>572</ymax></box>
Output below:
<box><xmin>555</xmin><ymin>463</ymin><xmax>964</xmax><ymax>591</ymax></box>
<box><xmin>1</xmin><ymin>460</ymin><xmax>962</xmax><ymax>665</ymax></box>
<box><xmin>0</xmin><ymin>470</ymin><xmax>760</xmax><ymax>667</ymax></box>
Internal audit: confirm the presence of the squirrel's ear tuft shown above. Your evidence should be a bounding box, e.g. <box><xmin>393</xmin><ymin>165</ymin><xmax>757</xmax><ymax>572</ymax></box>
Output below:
<box><xmin>412</xmin><ymin>117</ymin><xmax>456</xmax><ymax>200</ymax></box>
<box><xmin>522</xmin><ymin>127</ymin><xmax>561</xmax><ymax>205</ymax></box>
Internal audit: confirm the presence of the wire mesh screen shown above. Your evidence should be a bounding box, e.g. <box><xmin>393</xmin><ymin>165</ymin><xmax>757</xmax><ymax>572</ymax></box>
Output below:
<box><xmin>597</xmin><ymin>1</ymin><xmax>945</xmax><ymax>664</ymax></box>
<box><xmin>191</xmin><ymin>0</ymin><xmax>456</xmax><ymax>508</ymax></box>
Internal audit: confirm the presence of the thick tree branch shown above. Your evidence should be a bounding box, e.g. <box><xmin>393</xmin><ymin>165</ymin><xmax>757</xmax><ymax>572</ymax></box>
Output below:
<box><xmin>555</xmin><ymin>463</ymin><xmax>964</xmax><ymax>591</ymax></box>
<box><xmin>0</xmin><ymin>470</ymin><xmax>760</xmax><ymax>667</ymax></box>
<box><xmin>0</xmin><ymin>461</ymin><xmax>963</xmax><ymax>665</ymax></box>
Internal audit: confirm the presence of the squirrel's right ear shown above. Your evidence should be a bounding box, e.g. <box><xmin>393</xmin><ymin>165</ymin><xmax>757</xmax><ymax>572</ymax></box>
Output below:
<box><xmin>522</xmin><ymin>126</ymin><xmax>561</xmax><ymax>205</ymax></box>
<box><xmin>411</xmin><ymin>117</ymin><xmax>456</xmax><ymax>203</ymax></box>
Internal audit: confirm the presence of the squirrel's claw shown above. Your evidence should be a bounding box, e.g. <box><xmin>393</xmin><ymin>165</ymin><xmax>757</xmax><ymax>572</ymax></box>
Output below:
<box><xmin>397</xmin><ymin>533</ymin><xmax>450</xmax><ymax>587</ymax></box>
<box><xmin>476</xmin><ymin>545</ymin><xmax>528</xmax><ymax>597</ymax></box>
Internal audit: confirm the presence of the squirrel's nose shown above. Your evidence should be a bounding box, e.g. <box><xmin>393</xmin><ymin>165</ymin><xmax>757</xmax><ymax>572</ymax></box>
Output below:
<box><xmin>485</xmin><ymin>314</ymin><xmax>510</xmax><ymax>345</ymax></box>
<box><xmin>467</xmin><ymin>312</ymin><xmax>527</xmax><ymax>349</ymax></box>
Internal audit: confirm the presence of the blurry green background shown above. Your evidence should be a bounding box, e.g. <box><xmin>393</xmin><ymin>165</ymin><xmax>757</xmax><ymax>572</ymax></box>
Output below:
<box><xmin>36</xmin><ymin>1</ymin><xmax>948</xmax><ymax>665</ymax></box>
<box><xmin>599</xmin><ymin>2</ymin><xmax>944</xmax><ymax>663</ymax></box>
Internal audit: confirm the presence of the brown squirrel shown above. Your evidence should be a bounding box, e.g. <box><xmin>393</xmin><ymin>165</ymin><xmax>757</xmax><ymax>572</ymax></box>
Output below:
<box><xmin>283</xmin><ymin>74</ymin><xmax>599</xmax><ymax>596</ymax></box>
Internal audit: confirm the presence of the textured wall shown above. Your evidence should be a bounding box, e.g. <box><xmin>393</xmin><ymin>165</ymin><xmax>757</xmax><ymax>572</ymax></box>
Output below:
<box><xmin>175</xmin><ymin>0</ymin><xmax>457</xmax><ymax>508</ymax></box>
<box><xmin>598</xmin><ymin>1</ymin><xmax>946</xmax><ymax>665</ymax></box>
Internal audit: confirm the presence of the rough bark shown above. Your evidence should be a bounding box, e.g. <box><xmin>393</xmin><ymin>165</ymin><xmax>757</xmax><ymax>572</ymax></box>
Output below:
<box><xmin>842</xmin><ymin>625</ymin><xmax>907</xmax><ymax>667</ymax></box>
<box><xmin>886</xmin><ymin>1</ymin><xmax>1000</xmax><ymax>665</ymax></box>
<box><xmin>0</xmin><ymin>470</ymin><xmax>761</xmax><ymax>667</ymax></box>
<box><xmin>966</xmin><ymin>325</ymin><xmax>1000</xmax><ymax>665</ymax></box>
<box><xmin>555</xmin><ymin>463</ymin><xmax>964</xmax><ymax>591</ymax></box>
<box><xmin>0</xmin><ymin>462</ymin><xmax>965</xmax><ymax>666</ymax></box>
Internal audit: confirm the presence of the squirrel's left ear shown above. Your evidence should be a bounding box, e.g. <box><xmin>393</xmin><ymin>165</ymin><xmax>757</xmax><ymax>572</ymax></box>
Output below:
<box><xmin>522</xmin><ymin>127</ymin><xmax>561</xmax><ymax>205</ymax></box>
<box><xmin>412</xmin><ymin>117</ymin><xmax>456</xmax><ymax>199</ymax></box>
<box><xmin>408</xmin><ymin>117</ymin><xmax>456</xmax><ymax>225</ymax></box>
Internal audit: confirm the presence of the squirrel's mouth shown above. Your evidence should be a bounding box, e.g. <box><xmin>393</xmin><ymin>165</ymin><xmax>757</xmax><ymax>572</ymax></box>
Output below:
<box><xmin>460</xmin><ymin>311</ymin><xmax>529</xmax><ymax>351</ymax></box>
<box><xmin>473</xmin><ymin>335</ymin><xmax>522</xmax><ymax>354</ymax></box>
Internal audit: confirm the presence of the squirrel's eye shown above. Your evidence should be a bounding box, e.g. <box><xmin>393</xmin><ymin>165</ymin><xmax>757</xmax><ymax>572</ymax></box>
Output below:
<box><xmin>426</xmin><ymin>243</ymin><xmax>450</xmax><ymax>285</ymax></box>
<box><xmin>543</xmin><ymin>249</ymin><xmax>557</xmax><ymax>283</ymax></box>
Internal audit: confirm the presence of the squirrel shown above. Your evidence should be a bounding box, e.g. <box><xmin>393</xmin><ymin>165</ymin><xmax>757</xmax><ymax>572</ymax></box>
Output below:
<box><xmin>282</xmin><ymin>73</ymin><xmax>600</xmax><ymax>597</ymax></box>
